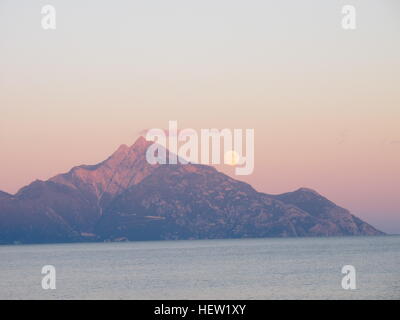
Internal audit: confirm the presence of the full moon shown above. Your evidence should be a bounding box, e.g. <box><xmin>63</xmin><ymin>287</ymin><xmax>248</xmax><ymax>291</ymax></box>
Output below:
<box><xmin>224</xmin><ymin>150</ymin><xmax>240</xmax><ymax>166</ymax></box>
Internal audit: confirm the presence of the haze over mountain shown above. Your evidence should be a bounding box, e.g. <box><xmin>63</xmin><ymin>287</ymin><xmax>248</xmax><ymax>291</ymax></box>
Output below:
<box><xmin>0</xmin><ymin>137</ymin><xmax>384</xmax><ymax>244</ymax></box>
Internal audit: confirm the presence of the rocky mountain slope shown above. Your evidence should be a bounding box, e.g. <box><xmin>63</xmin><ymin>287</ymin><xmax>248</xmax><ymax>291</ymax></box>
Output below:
<box><xmin>0</xmin><ymin>137</ymin><xmax>384</xmax><ymax>244</ymax></box>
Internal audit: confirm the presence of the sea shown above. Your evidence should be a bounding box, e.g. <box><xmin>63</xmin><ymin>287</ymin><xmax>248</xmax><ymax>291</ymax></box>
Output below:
<box><xmin>0</xmin><ymin>236</ymin><xmax>399</xmax><ymax>300</ymax></box>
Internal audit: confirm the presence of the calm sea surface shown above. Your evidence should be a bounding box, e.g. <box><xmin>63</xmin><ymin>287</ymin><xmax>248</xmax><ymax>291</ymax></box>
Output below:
<box><xmin>0</xmin><ymin>236</ymin><xmax>399</xmax><ymax>299</ymax></box>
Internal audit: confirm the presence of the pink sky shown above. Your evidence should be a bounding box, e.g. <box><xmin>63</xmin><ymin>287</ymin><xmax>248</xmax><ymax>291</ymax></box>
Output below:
<box><xmin>0</xmin><ymin>0</ymin><xmax>399</xmax><ymax>233</ymax></box>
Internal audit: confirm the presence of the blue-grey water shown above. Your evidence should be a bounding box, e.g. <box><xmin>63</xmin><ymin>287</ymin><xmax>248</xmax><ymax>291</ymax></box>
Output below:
<box><xmin>0</xmin><ymin>236</ymin><xmax>399</xmax><ymax>300</ymax></box>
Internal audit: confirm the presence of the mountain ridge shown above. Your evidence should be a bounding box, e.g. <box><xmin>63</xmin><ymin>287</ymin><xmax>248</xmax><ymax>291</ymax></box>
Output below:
<box><xmin>0</xmin><ymin>137</ymin><xmax>384</xmax><ymax>244</ymax></box>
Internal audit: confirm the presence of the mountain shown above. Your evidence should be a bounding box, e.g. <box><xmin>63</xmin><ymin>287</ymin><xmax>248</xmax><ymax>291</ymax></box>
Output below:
<box><xmin>0</xmin><ymin>137</ymin><xmax>384</xmax><ymax>244</ymax></box>
<box><xmin>275</xmin><ymin>188</ymin><xmax>381</xmax><ymax>236</ymax></box>
<box><xmin>48</xmin><ymin>137</ymin><xmax>158</xmax><ymax>230</ymax></box>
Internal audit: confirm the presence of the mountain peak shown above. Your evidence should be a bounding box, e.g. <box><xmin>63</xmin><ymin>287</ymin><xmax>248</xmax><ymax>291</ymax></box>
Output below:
<box><xmin>130</xmin><ymin>135</ymin><xmax>149</xmax><ymax>149</ymax></box>
<box><xmin>50</xmin><ymin>136</ymin><xmax>158</xmax><ymax>200</ymax></box>
<box><xmin>295</xmin><ymin>187</ymin><xmax>320</xmax><ymax>196</ymax></box>
<box><xmin>110</xmin><ymin>136</ymin><xmax>151</xmax><ymax>159</ymax></box>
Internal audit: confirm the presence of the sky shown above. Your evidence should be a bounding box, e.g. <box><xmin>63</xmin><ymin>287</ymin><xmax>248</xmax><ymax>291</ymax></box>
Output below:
<box><xmin>0</xmin><ymin>0</ymin><xmax>399</xmax><ymax>233</ymax></box>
